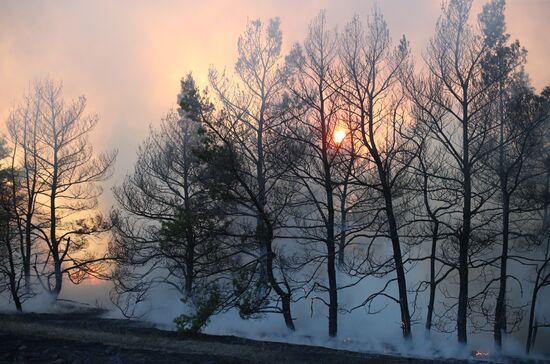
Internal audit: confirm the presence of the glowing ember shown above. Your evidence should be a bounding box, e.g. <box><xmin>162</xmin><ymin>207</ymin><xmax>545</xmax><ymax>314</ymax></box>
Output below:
<box><xmin>333</xmin><ymin>129</ymin><xmax>346</xmax><ymax>144</ymax></box>
<box><xmin>472</xmin><ymin>350</ymin><xmax>490</xmax><ymax>357</ymax></box>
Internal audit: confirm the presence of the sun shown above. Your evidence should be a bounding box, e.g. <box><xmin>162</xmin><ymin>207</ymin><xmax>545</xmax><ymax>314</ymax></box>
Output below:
<box><xmin>333</xmin><ymin>129</ymin><xmax>346</xmax><ymax>144</ymax></box>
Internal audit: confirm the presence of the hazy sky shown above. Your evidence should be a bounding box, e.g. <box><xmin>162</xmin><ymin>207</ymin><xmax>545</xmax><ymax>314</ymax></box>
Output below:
<box><xmin>1</xmin><ymin>0</ymin><xmax>549</xmax><ymax>211</ymax></box>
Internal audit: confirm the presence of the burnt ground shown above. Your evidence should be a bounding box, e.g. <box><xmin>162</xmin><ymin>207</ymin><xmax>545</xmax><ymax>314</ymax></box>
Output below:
<box><xmin>0</xmin><ymin>309</ymin><xmax>546</xmax><ymax>364</ymax></box>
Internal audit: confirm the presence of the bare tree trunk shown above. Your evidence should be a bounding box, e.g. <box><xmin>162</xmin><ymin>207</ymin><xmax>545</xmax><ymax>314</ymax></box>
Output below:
<box><xmin>383</xmin><ymin>180</ymin><xmax>412</xmax><ymax>338</ymax></box>
<box><xmin>281</xmin><ymin>293</ymin><xmax>294</xmax><ymax>330</ymax></box>
<box><xmin>366</xmin><ymin>103</ymin><xmax>412</xmax><ymax>338</ymax></box>
<box><xmin>257</xmin><ymin>100</ymin><xmax>269</xmax><ymax>286</ymax></box>
<box><xmin>419</xmin><ymin>153</ymin><xmax>440</xmax><ymax>332</ymax></box>
<box><xmin>22</xmin><ymin>115</ymin><xmax>39</xmax><ymax>292</ymax></box>
<box><xmin>526</xmin><ymin>161</ymin><xmax>550</xmax><ymax>353</ymax></box>
<box><xmin>182</xmin><ymin>124</ymin><xmax>195</xmax><ymax>297</ymax></box>
<box><xmin>24</xmin><ymin>218</ymin><xmax>32</xmax><ymax>291</ymax></box>
<box><xmin>5</xmin><ymin>227</ymin><xmax>23</xmax><ymax>311</ymax></box>
<box><xmin>255</xmin><ymin>114</ymin><xmax>285</xmax><ymax>328</ymax></box>
<box><xmin>494</xmin><ymin>193</ymin><xmax>509</xmax><ymax>347</ymax></box>
<box><xmin>458</xmin><ymin>104</ymin><xmax>471</xmax><ymax>344</ymax></box>
<box><xmin>337</xmin><ymin>159</ymin><xmax>353</xmax><ymax>268</ymax></box>
<box><xmin>426</xmin><ymin>222</ymin><xmax>439</xmax><ymax>331</ymax></box>
<box><xmin>321</xmin><ymin>84</ymin><xmax>338</xmax><ymax>337</ymax></box>
<box><xmin>338</xmin><ymin>203</ymin><xmax>347</xmax><ymax>267</ymax></box>
<box><xmin>326</xmin><ymin>204</ymin><xmax>338</xmax><ymax>337</ymax></box>
<box><xmin>257</xmin><ymin>104</ymin><xmax>295</xmax><ymax>329</ymax></box>
<box><xmin>50</xmin><ymin>120</ymin><xmax>61</xmax><ymax>299</ymax></box>
<box><xmin>264</xmin><ymin>225</ymin><xmax>295</xmax><ymax>330</ymax></box>
<box><xmin>526</xmin><ymin>276</ymin><xmax>539</xmax><ymax>354</ymax></box>
<box><xmin>457</xmin><ymin>232</ymin><xmax>469</xmax><ymax>344</ymax></box>
<box><xmin>52</xmin><ymin>260</ymin><xmax>62</xmax><ymax>298</ymax></box>
<box><xmin>184</xmin><ymin>230</ymin><xmax>195</xmax><ymax>296</ymax></box>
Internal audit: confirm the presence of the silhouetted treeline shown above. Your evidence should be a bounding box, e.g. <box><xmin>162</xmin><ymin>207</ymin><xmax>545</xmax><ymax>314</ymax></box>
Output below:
<box><xmin>2</xmin><ymin>0</ymin><xmax>549</xmax><ymax>355</ymax></box>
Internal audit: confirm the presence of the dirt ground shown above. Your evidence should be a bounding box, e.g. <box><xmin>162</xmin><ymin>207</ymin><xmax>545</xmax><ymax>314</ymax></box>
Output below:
<box><xmin>0</xmin><ymin>310</ymin><xmax>543</xmax><ymax>364</ymax></box>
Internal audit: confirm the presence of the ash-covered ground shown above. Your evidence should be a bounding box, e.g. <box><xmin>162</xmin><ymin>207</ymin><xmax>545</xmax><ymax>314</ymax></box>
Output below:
<box><xmin>0</xmin><ymin>308</ymin><xmax>544</xmax><ymax>364</ymax></box>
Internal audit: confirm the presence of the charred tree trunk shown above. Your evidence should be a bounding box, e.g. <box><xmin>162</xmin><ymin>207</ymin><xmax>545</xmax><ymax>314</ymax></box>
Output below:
<box><xmin>420</xmin><ymin>154</ymin><xmax>440</xmax><ymax>332</ymax></box>
<box><xmin>337</xmin><ymin>206</ymin><xmax>347</xmax><ymax>267</ymax></box>
<box><xmin>493</xmin><ymin>79</ymin><xmax>509</xmax><ymax>348</ymax></box>
<box><xmin>52</xmin><ymin>259</ymin><xmax>63</xmax><ymax>298</ymax></box>
<box><xmin>257</xmin><ymin>102</ymin><xmax>269</xmax><ymax>286</ymax></box>
<box><xmin>50</xmin><ymin>116</ymin><xmax>62</xmax><ymax>299</ymax></box>
<box><xmin>22</xmin><ymin>118</ymin><xmax>39</xmax><ymax>292</ymax></box>
<box><xmin>326</xmin><ymin>211</ymin><xmax>338</xmax><ymax>337</ymax></box>
<box><xmin>494</xmin><ymin>193</ymin><xmax>509</xmax><ymax>347</ymax></box>
<box><xmin>184</xmin><ymin>228</ymin><xmax>195</xmax><ymax>296</ymax></box>
<box><xmin>23</xmin><ymin>217</ymin><xmax>32</xmax><ymax>291</ymax></box>
<box><xmin>526</xmin><ymin>275</ymin><xmax>540</xmax><ymax>354</ymax></box>
<box><xmin>322</xmin><ymin>147</ymin><xmax>338</xmax><ymax>337</ymax></box>
<box><xmin>8</xmin><ymin>275</ymin><xmax>22</xmax><ymax>312</ymax></box>
<box><xmin>323</xmin><ymin>138</ymin><xmax>338</xmax><ymax>337</ymax></box>
<box><xmin>337</xmin><ymin>159</ymin><xmax>353</xmax><ymax>268</ymax></box>
<box><xmin>263</xmin><ymin>223</ymin><xmax>295</xmax><ymax>331</ymax></box>
<box><xmin>426</xmin><ymin>221</ymin><xmax>439</xmax><ymax>331</ymax></box>
<box><xmin>5</xmin><ymin>226</ymin><xmax>23</xmax><ymax>311</ymax></box>
<box><xmin>526</xmin><ymin>162</ymin><xmax>550</xmax><ymax>353</ymax></box>
<box><xmin>457</xmin><ymin>220</ymin><xmax>470</xmax><ymax>344</ymax></box>
<box><xmin>458</xmin><ymin>101</ymin><xmax>471</xmax><ymax>345</ymax></box>
<box><xmin>319</xmin><ymin>81</ymin><xmax>338</xmax><ymax>337</ymax></box>
<box><xmin>365</xmin><ymin>98</ymin><xmax>412</xmax><ymax>339</ymax></box>
<box><xmin>382</xmin><ymin>177</ymin><xmax>412</xmax><ymax>339</ymax></box>
<box><xmin>258</xmin><ymin>106</ymin><xmax>295</xmax><ymax>330</ymax></box>
<box><xmin>281</xmin><ymin>292</ymin><xmax>294</xmax><ymax>330</ymax></box>
<box><xmin>183</xmin><ymin>124</ymin><xmax>195</xmax><ymax>297</ymax></box>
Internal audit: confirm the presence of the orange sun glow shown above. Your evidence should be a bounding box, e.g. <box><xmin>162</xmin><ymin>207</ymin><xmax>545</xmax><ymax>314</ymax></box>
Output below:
<box><xmin>333</xmin><ymin>129</ymin><xmax>346</xmax><ymax>144</ymax></box>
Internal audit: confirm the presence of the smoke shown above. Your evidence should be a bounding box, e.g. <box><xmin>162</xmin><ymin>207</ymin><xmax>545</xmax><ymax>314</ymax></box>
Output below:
<box><xmin>167</xmin><ymin>271</ymin><xmax>540</xmax><ymax>360</ymax></box>
<box><xmin>1</xmin><ymin>0</ymin><xmax>550</xmax><ymax>361</ymax></box>
<box><xmin>1</xmin><ymin>257</ymin><xmax>548</xmax><ymax>361</ymax></box>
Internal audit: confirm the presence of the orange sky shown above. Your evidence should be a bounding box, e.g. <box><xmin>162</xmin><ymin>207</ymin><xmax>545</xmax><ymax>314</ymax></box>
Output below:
<box><xmin>1</xmin><ymin>0</ymin><xmax>549</xmax><ymax>212</ymax></box>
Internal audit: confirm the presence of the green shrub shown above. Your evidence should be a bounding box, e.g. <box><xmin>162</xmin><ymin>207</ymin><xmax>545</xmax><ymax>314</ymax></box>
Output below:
<box><xmin>174</xmin><ymin>286</ymin><xmax>221</xmax><ymax>335</ymax></box>
<box><xmin>232</xmin><ymin>269</ymin><xmax>269</xmax><ymax>319</ymax></box>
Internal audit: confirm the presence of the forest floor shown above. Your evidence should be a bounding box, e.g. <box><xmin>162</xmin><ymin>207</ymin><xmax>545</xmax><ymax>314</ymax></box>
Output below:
<box><xmin>0</xmin><ymin>308</ymin><xmax>545</xmax><ymax>364</ymax></box>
